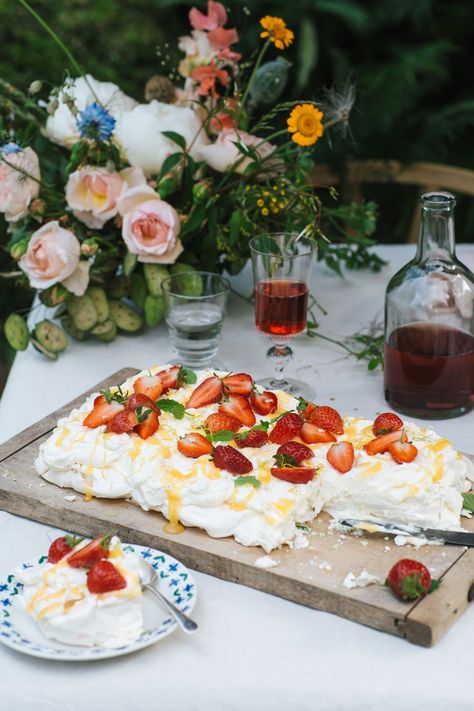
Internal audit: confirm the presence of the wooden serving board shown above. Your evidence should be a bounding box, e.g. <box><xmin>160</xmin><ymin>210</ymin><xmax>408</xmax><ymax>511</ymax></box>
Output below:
<box><xmin>1</xmin><ymin>367</ymin><xmax>474</xmax><ymax>647</ymax></box>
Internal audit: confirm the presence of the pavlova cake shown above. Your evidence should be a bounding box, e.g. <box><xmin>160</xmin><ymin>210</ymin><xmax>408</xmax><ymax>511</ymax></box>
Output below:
<box><xmin>35</xmin><ymin>365</ymin><xmax>474</xmax><ymax>552</ymax></box>
<box><xmin>17</xmin><ymin>534</ymin><xmax>145</xmax><ymax>648</ymax></box>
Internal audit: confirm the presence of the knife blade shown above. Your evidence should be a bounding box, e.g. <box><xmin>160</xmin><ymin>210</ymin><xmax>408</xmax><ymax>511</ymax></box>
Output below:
<box><xmin>339</xmin><ymin>518</ymin><xmax>474</xmax><ymax>547</ymax></box>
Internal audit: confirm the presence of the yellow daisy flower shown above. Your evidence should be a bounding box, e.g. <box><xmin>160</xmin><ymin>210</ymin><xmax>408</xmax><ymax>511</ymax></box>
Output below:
<box><xmin>259</xmin><ymin>16</ymin><xmax>294</xmax><ymax>50</ymax></box>
<box><xmin>287</xmin><ymin>104</ymin><xmax>324</xmax><ymax>147</ymax></box>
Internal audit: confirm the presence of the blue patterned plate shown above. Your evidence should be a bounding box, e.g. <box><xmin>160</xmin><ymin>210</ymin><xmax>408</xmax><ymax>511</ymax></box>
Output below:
<box><xmin>0</xmin><ymin>544</ymin><xmax>197</xmax><ymax>661</ymax></box>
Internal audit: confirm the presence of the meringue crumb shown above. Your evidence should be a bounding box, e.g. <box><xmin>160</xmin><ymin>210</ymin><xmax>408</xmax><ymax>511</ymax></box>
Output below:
<box><xmin>394</xmin><ymin>534</ymin><xmax>442</xmax><ymax>548</ymax></box>
<box><xmin>64</xmin><ymin>495</ymin><xmax>76</xmax><ymax>502</ymax></box>
<box><xmin>343</xmin><ymin>570</ymin><xmax>381</xmax><ymax>589</ymax></box>
<box><xmin>254</xmin><ymin>555</ymin><xmax>279</xmax><ymax>569</ymax></box>
<box><xmin>319</xmin><ymin>561</ymin><xmax>332</xmax><ymax>572</ymax></box>
<box><xmin>384</xmin><ymin>546</ymin><xmax>391</xmax><ymax>552</ymax></box>
<box><xmin>360</xmin><ymin>540</ymin><xmax>369</xmax><ymax>547</ymax></box>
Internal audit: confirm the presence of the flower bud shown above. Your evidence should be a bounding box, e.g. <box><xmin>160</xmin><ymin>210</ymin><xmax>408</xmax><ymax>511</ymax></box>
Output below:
<box><xmin>80</xmin><ymin>238</ymin><xmax>99</xmax><ymax>257</ymax></box>
<box><xmin>30</xmin><ymin>198</ymin><xmax>46</xmax><ymax>215</ymax></box>
<box><xmin>10</xmin><ymin>238</ymin><xmax>29</xmax><ymax>260</ymax></box>
<box><xmin>157</xmin><ymin>172</ymin><xmax>180</xmax><ymax>199</ymax></box>
<box><xmin>192</xmin><ymin>179</ymin><xmax>211</xmax><ymax>202</ymax></box>
<box><xmin>58</xmin><ymin>214</ymin><xmax>70</xmax><ymax>226</ymax></box>
<box><xmin>28</xmin><ymin>80</ymin><xmax>43</xmax><ymax>95</ymax></box>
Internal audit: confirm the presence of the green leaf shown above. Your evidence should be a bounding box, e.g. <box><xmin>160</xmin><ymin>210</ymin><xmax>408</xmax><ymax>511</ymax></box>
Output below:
<box><xmin>296</xmin><ymin>17</ymin><xmax>319</xmax><ymax>92</ymax></box>
<box><xmin>157</xmin><ymin>152</ymin><xmax>182</xmax><ymax>182</ymax></box>
<box><xmin>156</xmin><ymin>398</ymin><xmax>185</xmax><ymax>419</ymax></box>
<box><xmin>161</xmin><ymin>130</ymin><xmax>187</xmax><ymax>150</ymax></box>
<box><xmin>210</xmin><ymin>429</ymin><xmax>236</xmax><ymax>443</ymax></box>
<box><xmin>136</xmin><ymin>405</ymin><xmax>152</xmax><ymax>422</ymax></box>
<box><xmin>462</xmin><ymin>492</ymin><xmax>474</xmax><ymax>513</ymax></box>
<box><xmin>234</xmin><ymin>475</ymin><xmax>262</xmax><ymax>488</ymax></box>
<box><xmin>229</xmin><ymin>210</ymin><xmax>241</xmax><ymax>246</ymax></box>
<box><xmin>177</xmin><ymin>366</ymin><xmax>197</xmax><ymax>386</ymax></box>
<box><xmin>274</xmin><ymin>452</ymin><xmax>298</xmax><ymax>467</ymax></box>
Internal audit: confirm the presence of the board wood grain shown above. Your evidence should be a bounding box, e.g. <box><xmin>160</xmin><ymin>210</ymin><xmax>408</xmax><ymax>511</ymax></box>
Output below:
<box><xmin>1</xmin><ymin>367</ymin><xmax>473</xmax><ymax>647</ymax></box>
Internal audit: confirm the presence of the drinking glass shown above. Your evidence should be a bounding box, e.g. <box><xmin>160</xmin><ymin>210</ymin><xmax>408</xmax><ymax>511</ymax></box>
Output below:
<box><xmin>162</xmin><ymin>271</ymin><xmax>230</xmax><ymax>368</ymax></box>
<box><xmin>249</xmin><ymin>233</ymin><xmax>315</xmax><ymax>399</ymax></box>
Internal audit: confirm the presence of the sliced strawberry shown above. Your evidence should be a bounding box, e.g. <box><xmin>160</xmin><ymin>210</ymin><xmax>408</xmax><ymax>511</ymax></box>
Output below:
<box><xmin>87</xmin><ymin>559</ymin><xmax>127</xmax><ymax>594</ymax></box>
<box><xmin>268</xmin><ymin>412</ymin><xmax>303</xmax><ymax>444</ymax></box>
<box><xmin>213</xmin><ymin>445</ymin><xmax>253</xmax><ymax>474</ymax></box>
<box><xmin>178</xmin><ymin>432</ymin><xmax>213</xmax><ymax>458</ymax></box>
<box><xmin>250</xmin><ymin>390</ymin><xmax>278</xmax><ymax>416</ymax></box>
<box><xmin>186</xmin><ymin>376</ymin><xmax>223</xmax><ymax>409</ymax></box>
<box><xmin>204</xmin><ymin>412</ymin><xmax>241</xmax><ymax>434</ymax></box>
<box><xmin>364</xmin><ymin>430</ymin><xmax>408</xmax><ymax>456</ymax></box>
<box><xmin>277</xmin><ymin>441</ymin><xmax>313</xmax><ymax>463</ymax></box>
<box><xmin>83</xmin><ymin>400</ymin><xmax>124</xmax><ymax>428</ymax></box>
<box><xmin>373</xmin><ymin>412</ymin><xmax>404</xmax><ymax>436</ymax></box>
<box><xmin>222</xmin><ymin>373</ymin><xmax>253</xmax><ymax>395</ymax></box>
<box><xmin>271</xmin><ymin>467</ymin><xmax>316</xmax><ymax>484</ymax></box>
<box><xmin>326</xmin><ymin>441</ymin><xmax>355</xmax><ymax>474</ymax></box>
<box><xmin>219</xmin><ymin>394</ymin><xmax>256</xmax><ymax>427</ymax></box>
<box><xmin>135</xmin><ymin>408</ymin><xmax>159</xmax><ymax>440</ymax></box>
<box><xmin>106</xmin><ymin>410</ymin><xmax>138</xmax><ymax>434</ymax></box>
<box><xmin>67</xmin><ymin>533</ymin><xmax>112</xmax><ymax>569</ymax></box>
<box><xmin>388</xmin><ymin>441</ymin><xmax>418</xmax><ymax>464</ymax></box>
<box><xmin>309</xmin><ymin>406</ymin><xmax>344</xmax><ymax>435</ymax></box>
<box><xmin>47</xmin><ymin>534</ymin><xmax>83</xmax><ymax>564</ymax></box>
<box><xmin>157</xmin><ymin>365</ymin><xmax>180</xmax><ymax>392</ymax></box>
<box><xmin>234</xmin><ymin>429</ymin><xmax>268</xmax><ymax>448</ymax></box>
<box><xmin>126</xmin><ymin>392</ymin><xmax>160</xmax><ymax>415</ymax></box>
<box><xmin>93</xmin><ymin>394</ymin><xmax>106</xmax><ymax>407</ymax></box>
<box><xmin>300</xmin><ymin>422</ymin><xmax>336</xmax><ymax>445</ymax></box>
<box><xmin>133</xmin><ymin>374</ymin><xmax>163</xmax><ymax>401</ymax></box>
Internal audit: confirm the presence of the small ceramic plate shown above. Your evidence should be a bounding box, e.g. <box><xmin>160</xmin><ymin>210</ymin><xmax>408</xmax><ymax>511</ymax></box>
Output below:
<box><xmin>0</xmin><ymin>544</ymin><xmax>197</xmax><ymax>661</ymax></box>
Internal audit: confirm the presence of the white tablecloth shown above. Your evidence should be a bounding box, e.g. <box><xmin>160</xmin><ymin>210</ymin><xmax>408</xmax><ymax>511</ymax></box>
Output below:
<box><xmin>1</xmin><ymin>245</ymin><xmax>473</xmax><ymax>711</ymax></box>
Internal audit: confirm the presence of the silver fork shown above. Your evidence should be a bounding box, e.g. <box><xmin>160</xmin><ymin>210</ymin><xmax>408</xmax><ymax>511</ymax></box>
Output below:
<box><xmin>140</xmin><ymin>561</ymin><xmax>198</xmax><ymax>634</ymax></box>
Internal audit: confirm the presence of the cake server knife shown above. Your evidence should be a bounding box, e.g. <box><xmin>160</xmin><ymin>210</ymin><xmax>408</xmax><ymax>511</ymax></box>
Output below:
<box><xmin>339</xmin><ymin>518</ymin><xmax>474</xmax><ymax>547</ymax></box>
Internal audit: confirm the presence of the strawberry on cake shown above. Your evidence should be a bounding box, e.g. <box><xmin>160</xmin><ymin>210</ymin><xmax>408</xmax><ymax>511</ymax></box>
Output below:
<box><xmin>17</xmin><ymin>534</ymin><xmax>146</xmax><ymax>648</ymax></box>
<box><xmin>35</xmin><ymin>365</ymin><xmax>474</xmax><ymax>552</ymax></box>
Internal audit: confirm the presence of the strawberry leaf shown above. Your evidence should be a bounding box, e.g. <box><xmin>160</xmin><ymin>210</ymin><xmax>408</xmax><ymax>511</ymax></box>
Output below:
<box><xmin>429</xmin><ymin>578</ymin><xmax>441</xmax><ymax>593</ymax></box>
<box><xmin>177</xmin><ymin>366</ymin><xmax>197</xmax><ymax>386</ymax></box>
<box><xmin>156</xmin><ymin>398</ymin><xmax>185</xmax><ymax>419</ymax></box>
<box><xmin>100</xmin><ymin>386</ymin><xmax>128</xmax><ymax>404</ymax></box>
<box><xmin>234</xmin><ymin>475</ymin><xmax>261</xmax><ymax>488</ymax></box>
<box><xmin>297</xmin><ymin>397</ymin><xmax>309</xmax><ymax>414</ymax></box>
<box><xmin>462</xmin><ymin>492</ymin><xmax>474</xmax><ymax>513</ymax></box>
<box><xmin>274</xmin><ymin>452</ymin><xmax>298</xmax><ymax>467</ymax></box>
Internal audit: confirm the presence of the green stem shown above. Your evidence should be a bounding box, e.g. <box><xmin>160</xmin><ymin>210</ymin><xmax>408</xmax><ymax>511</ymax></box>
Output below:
<box><xmin>240</xmin><ymin>38</ymin><xmax>271</xmax><ymax>108</ymax></box>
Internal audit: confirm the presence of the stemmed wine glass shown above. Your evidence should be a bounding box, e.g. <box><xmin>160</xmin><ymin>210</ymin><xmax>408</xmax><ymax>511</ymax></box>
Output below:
<box><xmin>249</xmin><ymin>232</ymin><xmax>315</xmax><ymax>399</ymax></box>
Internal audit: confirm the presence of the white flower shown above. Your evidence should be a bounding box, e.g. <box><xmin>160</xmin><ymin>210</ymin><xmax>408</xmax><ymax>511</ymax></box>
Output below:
<box><xmin>178</xmin><ymin>30</ymin><xmax>216</xmax><ymax>77</ymax></box>
<box><xmin>115</xmin><ymin>100</ymin><xmax>209</xmax><ymax>177</ymax></box>
<box><xmin>198</xmin><ymin>129</ymin><xmax>277</xmax><ymax>173</ymax></box>
<box><xmin>45</xmin><ymin>75</ymin><xmax>137</xmax><ymax>148</ymax></box>
<box><xmin>0</xmin><ymin>147</ymin><xmax>40</xmax><ymax>222</ymax></box>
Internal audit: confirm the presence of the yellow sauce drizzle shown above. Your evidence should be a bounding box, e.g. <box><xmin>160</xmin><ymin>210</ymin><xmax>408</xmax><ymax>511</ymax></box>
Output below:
<box><xmin>431</xmin><ymin>439</ymin><xmax>451</xmax><ymax>454</ymax></box>
<box><xmin>357</xmin><ymin>462</ymin><xmax>382</xmax><ymax>479</ymax></box>
<box><xmin>432</xmin><ymin>453</ymin><xmax>445</xmax><ymax>482</ymax></box>
<box><xmin>55</xmin><ymin>427</ymin><xmax>70</xmax><ymax>448</ymax></box>
<box><xmin>272</xmin><ymin>498</ymin><xmax>294</xmax><ymax>517</ymax></box>
<box><xmin>164</xmin><ymin>488</ymin><xmax>184</xmax><ymax>534</ymax></box>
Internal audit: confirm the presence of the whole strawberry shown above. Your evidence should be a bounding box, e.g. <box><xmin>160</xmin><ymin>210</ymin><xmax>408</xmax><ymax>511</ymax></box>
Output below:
<box><xmin>386</xmin><ymin>559</ymin><xmax>440</xmax><ymax>601</ymax></box>
<box><xmin>213</xmin><ymin>445</ymin><xmax>253</xmax><ymax>474</ymax></box>
<box><xmin>373</xmin><ymin>412</ymin><xmax>403</xmax><ymax>436</ymax></box>
<box><xmin>309</xmin><ymin>406</ymin><xmax>344</xmax><ymax>435</ymax></box>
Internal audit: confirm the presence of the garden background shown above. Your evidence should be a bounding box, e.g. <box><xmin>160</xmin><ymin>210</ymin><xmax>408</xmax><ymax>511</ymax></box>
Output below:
<box><xmin>0</xmin><ymin>0</ymin><xmax>473</xmax><ymax>389</ymax></box>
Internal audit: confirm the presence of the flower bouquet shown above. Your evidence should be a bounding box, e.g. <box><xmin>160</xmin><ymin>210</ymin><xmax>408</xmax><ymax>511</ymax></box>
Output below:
<box><xmin>0</xmin><ymin>1</ymin><xmax>379</xmax><ymax>358</ymax></box>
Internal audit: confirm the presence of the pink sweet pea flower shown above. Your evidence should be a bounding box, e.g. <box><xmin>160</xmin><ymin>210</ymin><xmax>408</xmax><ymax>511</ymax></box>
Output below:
<box><xmin>189</xmin><ymin>1</ymin><xmax>227</xmax><ymax>31</ymax></box>
<box><xmin>191</xmin><ymin>61</ymin><xmax>229</xmax><ymax>98</ymax></box>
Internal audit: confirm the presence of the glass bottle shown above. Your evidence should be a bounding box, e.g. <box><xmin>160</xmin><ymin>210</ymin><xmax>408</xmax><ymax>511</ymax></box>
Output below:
<box><xmin>384</xmin><ymin>191</ymin><xmax>474</xmax><ymax>419</ymax></box>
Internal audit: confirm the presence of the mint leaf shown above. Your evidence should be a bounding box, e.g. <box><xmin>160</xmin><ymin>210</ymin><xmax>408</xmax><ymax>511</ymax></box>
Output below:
<box><xmin>462</xmin><ymin>492</ymin><xmax>474</xmax><ymax>513</ymax></box>
<box><xmin>296</xmin><ymin>523</ymin><xmax>310</xmax><ymax>531</ymax></box>
<box><xmin>274</xmin><ymin>452</ymin><xmax>297</xmax><ymax>467</ymax></box>
<box><xmin>178</xmin><ymin>366</ymin><xmax>197</xmax><ymax>386</ymax></box>
<box><xmin>156</xmin><ymin>398</ymin><xmax>185</xmax><ymax>419</ymax></box>
<box><xmin>136</xmin><ymin>405</ymin><xmax>152</xmax><ymax>423</ymax></box>
<box><xmin>234</xmin><ymin>476</ymin><xmax>261</xmax><ymax>488</ymax></box>
<box><xmin>100</xmin><ymin>386</ymin><xmax>127</xmax><ymax>404</ymax></box>
<box><xmin>209</xmin><ymin>429</ymin><xmax>235</xmax><ymax>443</ymax></box>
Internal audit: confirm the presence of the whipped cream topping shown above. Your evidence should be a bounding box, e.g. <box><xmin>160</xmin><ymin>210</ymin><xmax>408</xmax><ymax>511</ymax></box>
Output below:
<box><xmin>17</xmin><ymin>536</ymin><xmax>145</xmax><ymax>648</ymax></box>
<box><xmin>35</xmin><ymin>366</ymin><xmax>474</xmax><ymax>552</ymax></box>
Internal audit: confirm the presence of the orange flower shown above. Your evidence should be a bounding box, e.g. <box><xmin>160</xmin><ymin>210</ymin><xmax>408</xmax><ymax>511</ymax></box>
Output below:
<box><xmin>287</xmin><ymin>104</ymin><xmax>324</xmax><ymax>147</ymax></box>
<box><xmin>191</xmin><ymin>61</ymin><xmax>230</xmax><ymax>98</ymax></box>
<box><xmin>259</xmin><ymin>16</ymin><xmax>294</xmax><ymax>50</ymax></box>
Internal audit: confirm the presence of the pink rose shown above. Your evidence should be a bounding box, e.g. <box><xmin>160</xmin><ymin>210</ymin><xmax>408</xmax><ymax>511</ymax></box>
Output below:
<box><xmin>118</xmin><ymin>185</ymin><xmax>183</xmax><ymax>264</ymax></box>
<box><xmin>198</xmin><ymin>129</ymin><xmax>277</xmax><ymax>173</ymax></box>
<box><xmin>0</xmin><ymin>147</ymin><xmax>40</xmax><ymax>222</ymax></box>
<box><xmin>189</xmin><ymin>1</ymin><xmax>227</xmax><ymax>31</ymax></box>
<box><xmin>66</xmin><ymin>166</ymin><xmax>146</xmax><ymax>229</ymax></box>
<box><xmin>19</xmin><ymin>221</ymin><xmax>90</xmax><ymax>295</ymax></box>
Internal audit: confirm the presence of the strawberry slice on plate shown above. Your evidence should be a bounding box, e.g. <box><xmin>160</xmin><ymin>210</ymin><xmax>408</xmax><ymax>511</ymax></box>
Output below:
<box><xmin>213</xmin><ymin>445</ymin><xmax>253</xmax><ymax>474</ymax></box>
<box><xmin>67</xmin><ymin>533</ymin><xmax>112</xmax><ymax>568</ymax></box>
<box><xmin>219</xmin><ymin>394</ymin><xmax>256</xmax><ymax>427</ymax></box>
<box><xmin>268</xmin><ymin>413</ymin><xmax>303</xmax><ymax>444</ymax></box>
<box><xmin>309</xmin><ymin>406</ymin><xmax>344</xmax><ymax>435</ymax></box>
<box><xmin>326</xmin><ymin>441</ymin><xmax>355</xmax><ymax>473</ymax></box>
<box><xmin>186</xmin><ymin>376</ymin><xmax>223</xmax><ymax>409</ymax></box>
<box><xmin>271</xmin><ymin>467</ymin><xmax>316</xmax><ymax>484</ymax></box>
<box><xmin>234</xmin><ymin>428</ymin><xmax>268</xmax><ymax>448</ymax></box>
<box><xmin>47</xmin><ymin>534</ymin><xmax>83</xmax><ymax>564</ymax></box>
<box><xmin>106</xmin><ymin>410</ymin><xmax>138</xmax><ymax>434</ymax></box>
<box><xmin>87</xmin><ymin>559</ymin><xmax>127</xmax><ymax>594</ymax></box>
<box><xmin>178</xmin><ymin>432</ymin><xmax>213</xmax><ymax>458</ymax></box>
<box><xmin>204</xmin><ymin>412</ymin><xmax>241</xmax><ymax>434</ymax></box>
<box><xmin>300</xmin><ymin>422</ymin><xmax>336</xmax><ymax>444</ymax></box>
<box><xmin>133</xmin><ymin>374</ymin><xmax>163</xmax><ymax>401</ymax></box>
<box><xmin>157</xmin><ymin>365</ymin><xmax>180</xmax><ymax>392</ymax></box>
<box><xmin>373</xmin><ymin>412</ymin><xmax>403</xmax><ymax>436</ymax></box>
<box><xmin>388</xmin><ymin>441</ymin><xmax>418</xmax><ymax>464</ymax></box>
<box><xmin>83</xmin><ymin>400</ymin><xmax>124</xmax><ymax>428</ymax></box>
<box><xmin>222</xmin><ymin>373</ymin><xmax>253</xmax><ymax>395</ymax></box>
<box><xmin>250</xmin><ymin>390</ymin><xmax>278</xmax><ymax>416</ymax></box>
<box><xmin>276</xmin><ymin>441</ymin><xmax>313</xmax><ymax>463</ymax></box>
<box><xmin>364</xmin><ymin>430</ymin><xmax>408</xmax><ymax>456</ymax></box>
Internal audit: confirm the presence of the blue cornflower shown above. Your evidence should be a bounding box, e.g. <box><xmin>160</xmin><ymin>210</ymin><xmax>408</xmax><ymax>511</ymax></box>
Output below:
<box><xmin>0</xmin><ymin>142</ymin><xmax>22</xmax><ymax>155</ymax></box>
<box><xmin>76</xmin><ymin>102</ymin><xmax>116</xmax><ymax>141</ymax></box>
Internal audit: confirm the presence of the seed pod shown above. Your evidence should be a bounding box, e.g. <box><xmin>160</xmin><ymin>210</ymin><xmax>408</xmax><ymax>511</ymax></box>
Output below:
<box><xmin>91</xmin><ymin>318</ymin><xmax>115</xmax><ymax>335</ymax></box>
<box><xmin>170</xmin><ymin>263</ymin><xmax>203</xmax><ymax>297</ymax></box>
<box><xmin>67</xmin><ymin>294</ymin><xmax>98</xmax><ymax>331</ymax></box>
<box><xmin>4</xmin><ymin>313</ymin><xmax>29</xmax><ymax>351</ymax></box>
<box><xmin>86</xmin><ymin>287</ymin><xmax>109</xmax><ymax>323</ymax></box>
<box><xmin>144</xmin><ymin>294</ymin><xmax>166</xmax><ymax>328</ymax></box>
<box><xmin>96</xmin><ymin>317</ymin><xmax>117</xmax><ymax>343</ymax></box>
<box><xmin>143</xmin><ymin>264</ymin><xmax>169</xmax><ymax>296</ymax></box>
<box><xmin>39</xmin><ymin>284</ymin><xmax>68</xmax><ymax>307</ymax></box>
<box><xmin>62</xmin><ymin>316</ymin><xmax>86</xmax><ymax>341</ymax></box>
<box><xmin>123</xmin><ymin>251</ymin><xmax>138</xmax><ymax>277</ymax></box>
<box><xmin>131</xmin><ymin>273</ymin><xmax>148</xmax><ymax>309</ymax></box>
<box><xmin>145</xmin><ymin>75</ymin><xmax>176</xmax><ymax>104</ymax></box>
<box><xmin>108</xmin><ymin>300</ymin><xmax>143</xmax><ymax>332</ymax></box>
<box><xmin>107</xmin><ymin>276</ymin><xmax>130</xmax><ymax>299</ymax></box>
<box><xmin>249</xmin><ymin>58</ymin><xmax>292</xmax><ymax>106</ymax></box>
<box><xmin>34</xmin><ymin>319</ymin><xmax>68</xmax><ymax>353</ymax></box>
<box><xmin>30</xmin><ymin>337</ymin><xmax>58</xmax><ymax>360</ymax></box>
